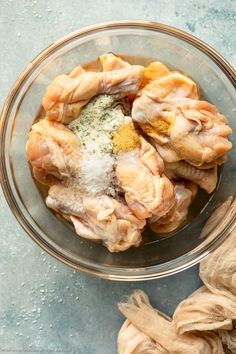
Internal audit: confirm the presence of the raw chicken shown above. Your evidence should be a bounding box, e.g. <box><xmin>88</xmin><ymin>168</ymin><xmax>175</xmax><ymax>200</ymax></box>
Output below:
<box><xmin>118</xmin><ymin>290</ymin><xmax>224</xmax><ymax>354</ymax></box>
<box><xmin>27</xmin><ymin>55</ymin><xmax>233</xmax><ymax>253</ymax></box>
<box><xmin>144</xmin><ymin>71</ymin><xmax>199</xmax><ymax>100</ymax></box>
<box><xmin>165</xmin><ymin>161</ymin><xmax>218</xmax><ymax>193</ymax></box>
<box><xmin>100</xmin><ymin>53</ymin><xmax>129</xmax><ymax>71</ymax></box>
<box><xmin>42</xmin><ymin>53</ymin><xmax>144</xmax><ymax>124</ymax></box>
<box><xmin>140</xmin><ymin>61</ymin><xmax>171</xmax><ymax>88</ymax></box>
<box><xmin>170</xmin><ymin>100</ymin><xmax>232</xmax><ymax>167</ymax></box>
<box><xmin>149</xmin><ymin>183</ymin><xmax>192</xmax><ymax>233</ymax></box>
<box><xmin>132</xmin><ymin>68</ymin><xmax>199</xmax><ymax>136</ymax></box>
<box><xmin>132</xmin><ymin>66</ymin><xmax>232</xmax><ymax>167</ymax></box>
<box><xmin>26</xmin><ymin>119</ymin><xmax>82</xmax><ymax>185</ymax></box>
<box><xmin>46</xmin><ymin>184</ymin><xmax>145</xmax><ymax>253</ymax></box>
<box><xmin>115</xmin><ymin>127</ymin><xmax>175</xmax><ymax>220</ymax></box>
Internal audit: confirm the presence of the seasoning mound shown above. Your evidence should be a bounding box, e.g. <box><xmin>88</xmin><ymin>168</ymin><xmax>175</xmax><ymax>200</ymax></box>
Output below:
<box><xmin>113</xmin><ymin>123</ymin><xmax>140</xmax><ymax>153</ymax></box>
<box><xmin>69</xmin><ymin>94</ymin><xmax>130</xmax><ymax>196</ymax></box>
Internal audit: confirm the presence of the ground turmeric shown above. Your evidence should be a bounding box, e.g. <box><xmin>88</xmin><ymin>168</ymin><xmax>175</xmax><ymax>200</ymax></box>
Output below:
<box><xmin>113</xmin><ymin>123</ymin><xmax>140</xmax><ymax>153</ymax></box>
<box><xmin>140</xmin><ymin>115</ymin><xmax>174</xmax><ymax>138</ymax></box>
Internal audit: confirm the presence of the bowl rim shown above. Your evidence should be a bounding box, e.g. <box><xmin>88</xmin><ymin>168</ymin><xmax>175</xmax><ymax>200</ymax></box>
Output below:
<box><xmin>1</xmin><ymin>20</ymin><xmax>236</xmax><ymax>281</ymax></box>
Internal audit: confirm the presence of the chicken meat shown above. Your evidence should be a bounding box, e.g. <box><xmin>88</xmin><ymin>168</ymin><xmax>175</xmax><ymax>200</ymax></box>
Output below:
<box><xmin>140</xmin><ymin>61</ymin><xmax>172</xmax><ymax>88</ymax></box>
<box><xmin>114</xmin><ymin>124</ymin><xmax>175</xmax><ymax>220</ymax></box>
<box><xmin>46</xmin><ymin>184</ymin><xmax>145</xmax><ymax>252</ymax></box>
<box><xmin>26</xmin><ymin>118</ymin><xmax>82</xmax><ymax>185</ymax></box>
<box><xmin>149</xmin><ymin>183</ymin><xmax>192</xmax><ymax>233</ymax></box>
<box><xmin>26</xmin><ymin>55</ymin><xmax>233</xmax><ymax>252</ymax></box>
<box><xmin>42</xmin><ymin>53</ymin><xmax>144</xmax><ymax>124</ymax></box>
<box><xmin>132</xmin><ymin>63</ymin><xmax>232</xmax><ymax>168</ymax></box>
<box><xmin>165</xmin><ymin>161</ymin><xmax>218</xmax><ymax>193</ymax></box>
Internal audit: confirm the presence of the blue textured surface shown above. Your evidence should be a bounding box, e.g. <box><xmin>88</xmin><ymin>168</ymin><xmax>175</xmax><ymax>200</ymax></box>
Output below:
<box><xmin>0</xmin><ymin>1</ymin><xmax>235</xmax><ymax>353</ymax></box>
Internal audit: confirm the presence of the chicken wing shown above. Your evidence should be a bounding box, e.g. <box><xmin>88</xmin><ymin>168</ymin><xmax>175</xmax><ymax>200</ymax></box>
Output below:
<box><xmin>132</xmin><ymin>68</ymin><xmax>232</xmax><ymax>168</ymax></box>
<box><xmin>99</xmin><ymin>53</ymin><xmax>129</xmax><ymax>71</ymax></box>
<box><xmin>165</xmin><ymin>161</ymin><xmax>217</xmax><ymax>193</ymax></box>
<box><xmin>43</xmin><ymin>53</ymin><xmax>144</xmax><ymax>123</ymax></box>
<box><xmin>149</xmin><ymin>183</ymin><xmax>192</xmax><ymax>233</ymax></box>
<box><xmin>46</xmin><ymin>184</ymin><xmax>145</xmax><ymax>252</ymax></box>
<box><xmin>170</xmin><ymin>100</ymin><xmax>232</xmax><ymax>167</ymax></box>
<box><xmin>140</xmin><ymin>61</ymin><xmax>171</xmax><ymax>88</ymax></box>
<box><xmin>26</xmin><ymin>119</ymin><xmax>82</xmax><ymax>185</ymax></box>
<box><xmin>132</xmin><ymin>69</ymin><xmax>199</xmax><ymax>135</ymax></box>
<box><xmin>114</xmin><ymin>125</ymin><xmax>175</xmax><ymax>219</ymax></box>
<box><xmin>144</xmin><ymin>71</ymin><xmax>199</xmax><ymax>100</ymax></box>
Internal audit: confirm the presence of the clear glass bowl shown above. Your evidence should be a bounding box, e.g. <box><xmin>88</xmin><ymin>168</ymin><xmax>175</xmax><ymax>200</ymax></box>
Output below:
<box><xmin>1</xmin><ymin>21</ymin><xmax>236</xmax><ymax>280</ymax></box>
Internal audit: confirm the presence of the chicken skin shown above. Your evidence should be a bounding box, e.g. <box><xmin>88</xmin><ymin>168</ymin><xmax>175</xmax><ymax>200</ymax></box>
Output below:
<box><xmin>141</xmin><ymin>61</ymin><xmax>172</xmax><ymax>88</ymax></box>
<box><xmin>26</xmin><ymin>119</ymin><xmax>82</xmax><ymax>185</ymax></box>
<box><xmin>143</xmin><ymin>71</ymin><xmax>199</xmax><ymax>100</ymax></box>
<box><xmin>115</xmin><ymin>125</ymin><xmax>175</xmax><ymax>220</ymax></box>
<box><xmin>26</xmin><ymin>56</ymin><xmax>233</xmax><ymax>251</ymax></box>
<box><xmin>46</xmin><ymin>184</ymin><xmax>145</xmax><ymax>252</ymax></box>
<box><xmin>42</xmin><ymin>53</ymin><xmax>144</xmax><ymax>124</ymax></box>
<box><xmin>165</xmin><ymin>161</ymin><xmax>218</xmax><ymax>193</ymax></box>
<box><xmin>132</xmin><ymin>63</ymin><xmax>232</xmax><ymax>169</ymax></box>
<box><xmin>149</xmin><ymin>183</ymin><xmax>192</xmax><ymax>233</ymax></box>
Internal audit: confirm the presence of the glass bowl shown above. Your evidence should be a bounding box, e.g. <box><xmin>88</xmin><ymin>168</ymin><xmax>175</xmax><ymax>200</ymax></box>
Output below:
<box><xmin>1</xmin><ymin>21</ymin><xmax>236</xmax><ymax>281</ymax></box>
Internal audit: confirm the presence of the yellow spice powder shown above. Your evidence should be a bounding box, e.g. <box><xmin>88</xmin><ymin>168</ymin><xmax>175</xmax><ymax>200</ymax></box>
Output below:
<box><xmin>141</xmin><ymin>115</ymin><xmax>174</xmax><ymax>136</ymax></box>
<box><xmin>140</xmin><ymin>123</ymin><xmax>158</xmax><ymax>136</ymax></box>
<box><xmin>113</xmin><ymin>123</ymin><xmax>140</xmax><ymax>153</ymax></box>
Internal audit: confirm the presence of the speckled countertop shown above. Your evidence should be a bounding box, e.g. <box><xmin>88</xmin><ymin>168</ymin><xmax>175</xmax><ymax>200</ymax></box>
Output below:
<box><xmin>0</xmin><ymin>1</ymin><xmax>235</xmax><ymax>353</ymax></box>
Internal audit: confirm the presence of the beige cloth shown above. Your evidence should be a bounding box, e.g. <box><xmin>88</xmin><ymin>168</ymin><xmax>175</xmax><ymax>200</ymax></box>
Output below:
<box><xmin>200</xmin><ymin>231</ymin><xmax>236</xmax><ymax>301</ymax></box>
<box><xmin>173</xmin><ymin>286</ymin><xmax>234</xmax><ymax>334</ymax></box>
<box><xmin>219</xmin><ymin>325</ymin><xmax>236</xmax><ymax>353</ymax></box>
<box><xmin>118</xmin><ymin>320</ymin><xmax>165</xmax><ymax>354</ymax></box>
<box><xmin>118</xmin><ymin>225</ymin><xmax>236</xmax><ymax>353</ymax></box>
<box><xmin>118</xmin><ymin>290</ymin><xmax>224</xmax><ymax>353</ymax></box>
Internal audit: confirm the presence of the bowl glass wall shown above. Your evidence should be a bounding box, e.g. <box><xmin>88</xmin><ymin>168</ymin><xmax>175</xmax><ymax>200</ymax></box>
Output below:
<box><xmin>1</xmin><ymin>22</ymin><xmax>236</xmax><ymax>280</ymax></box>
